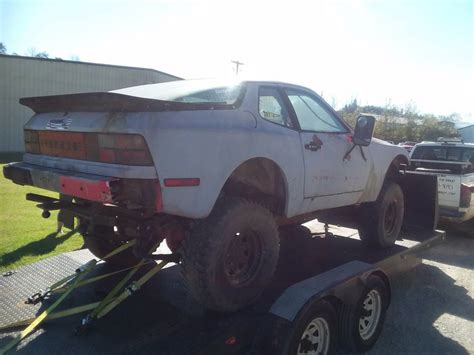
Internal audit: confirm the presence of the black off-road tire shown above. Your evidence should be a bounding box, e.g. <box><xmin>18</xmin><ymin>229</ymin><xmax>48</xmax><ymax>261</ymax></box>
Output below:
<box><xmin>82</xmin><ymin>226</ymin><xmax>141</xmax><ymax>267</ymax></box>
<box><xmin>339</xmin><ymin>274</ymin><xmax>389</xmax><ymax>352</ymax></box>
<box><xmin>181</xmin><ymin>197</ymin><xmax>280</xmax><ymax>312</ymax></box>
<box><xmin>280</xmin><ymin>299</ymin><xmax>337</xmax><ymax>355</ymax></box>
<box><xmin>358</xmin><ymin>182</ymin><xmax>404</xmax><ymax>248</ymax></box>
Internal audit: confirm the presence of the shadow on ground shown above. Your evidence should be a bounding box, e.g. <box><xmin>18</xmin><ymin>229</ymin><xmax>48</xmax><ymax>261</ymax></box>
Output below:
<box><xmin>422</xmin><ymin>229</ymin><xmax>474</xmax><ymax>270</ymax></box>
<box><xmin>371</xmin><ymin>261</ymin><xmax>474</xmax><ymax>354</ymax></box>
<box><xmin>0</xmin><ymin>229</ymin><xmax>79</xmax><ymax>268</ymax></box>
<box><xmin>0</xmin><ymin>225</ymin><xmax>472</xmax><ymax>354</ymax></box>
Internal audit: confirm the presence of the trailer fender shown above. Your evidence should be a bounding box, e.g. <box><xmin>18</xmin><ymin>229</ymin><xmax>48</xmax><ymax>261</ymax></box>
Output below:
<box><xmin>269</xmin><ymin>260</ymin><xmax>386</xmax><ymax>322</ymax></box>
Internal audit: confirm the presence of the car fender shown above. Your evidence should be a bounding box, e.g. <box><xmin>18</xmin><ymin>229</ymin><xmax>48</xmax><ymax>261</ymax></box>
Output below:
<box><xmin>358</xmin><ymin>138</ymin><xmax>409</xmax><ymax>202</ymax></box>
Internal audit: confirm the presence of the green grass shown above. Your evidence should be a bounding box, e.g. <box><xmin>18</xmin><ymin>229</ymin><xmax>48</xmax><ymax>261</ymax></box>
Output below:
<box><xmin>0</xmin><ymin>163</ymin><xmax>84</xmax><ymax>272</ymax></box>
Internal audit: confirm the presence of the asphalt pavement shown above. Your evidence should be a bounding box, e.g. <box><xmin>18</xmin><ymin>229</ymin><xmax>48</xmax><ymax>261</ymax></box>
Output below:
<box><xmin>371</xmin><ymin>231</ymin><xmax>474</xmax><ymax>354</ymax></box>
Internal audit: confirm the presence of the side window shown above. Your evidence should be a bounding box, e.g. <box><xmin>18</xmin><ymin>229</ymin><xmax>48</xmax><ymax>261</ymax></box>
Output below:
<box><xmin>462</xmin><ymin>148</ymin><xmax>474</xmax><ymax>162</ymax></box>
<box><xmin>286</xmin><ymin>89</ymin><xmax>346</xmax><ymax>132</ymax></box>
<box><xmin>258</xmin><ymin>87</ymin><xmax>293</xmax><ymax>127</ymax></box>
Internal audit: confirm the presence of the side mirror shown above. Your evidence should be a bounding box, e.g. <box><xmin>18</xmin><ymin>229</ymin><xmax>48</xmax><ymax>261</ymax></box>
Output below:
<box><xmin>353</xmin><ymin>115</ymin><xmax>376</xmax><ymax>146</ymax></box>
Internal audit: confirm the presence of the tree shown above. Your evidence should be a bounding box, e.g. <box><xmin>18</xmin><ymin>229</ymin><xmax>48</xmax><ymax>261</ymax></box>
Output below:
<box><xmin>26</xmin><ymin>47</ymin><xmax>38</xmax><ymax>56</ymax></box>
<box><xmin>338</xmin><ymin>101</ymin><xmax>459</xmax><ymax>143</ymax></box>
<box><xmin>0</xmin><ymin>42</ymin><xmax>6</xmax><ymax>54</ymax></box>
<box><xmin>26</xmin><ymin>48</ymin><xmax>49</xmax><ymax>58</ymax></box>
<box><xmin>35</xmin><ymin>52</ymin><xmax>49</xmax><ymax>58</ymax></box>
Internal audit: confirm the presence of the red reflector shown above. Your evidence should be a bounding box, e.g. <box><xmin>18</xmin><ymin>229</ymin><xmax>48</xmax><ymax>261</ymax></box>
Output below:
<box><xmin>225</xmin><ymin>336</ymin><xmax>237</xmax><ymax>345</ymax></box>
<box><xmin>460</xmin><ymin>184</ymin><xmax>472</xmax><ymax>208</ymax></box>
<box><xmin>164</xmin><ymin>178</ymin><xmax>200</xmax><ymax>187</ymax></box>
<box><xmin>99</xmin><ymin>148</ymin><xmax>116</xmax><ymax>163</ymax></box>
<box><xmin>155</xmin><ymin>180</ymin><xmax>163</xmax><ymax>212</ymax></box>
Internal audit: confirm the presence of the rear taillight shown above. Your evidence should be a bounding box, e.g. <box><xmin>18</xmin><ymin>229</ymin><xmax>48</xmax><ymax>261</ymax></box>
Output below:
<box><xmin>24</xmin><ymin>130</ymin><xmax>153</xmax><ymax>166</ymax></box>
<box><xmin>24</xmin><ymin>130</ymin><xmax>40</xmax><ymax>154</ymax></box>
<box><xmin>460</xmin><ymin>184</ymin><xmax>473</xmax><ymax>208</ymax></box>
<box><xmin>96</xmin><ymin>133</ymin><xmax>153</xmax><ymax>165</ymax></box>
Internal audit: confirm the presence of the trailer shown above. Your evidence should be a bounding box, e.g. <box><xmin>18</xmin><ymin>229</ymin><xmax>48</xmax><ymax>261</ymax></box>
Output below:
<box><xmin>0</xmin><ymin>219</ymin><xmax>444</xmax><ymax>354</ymax></box>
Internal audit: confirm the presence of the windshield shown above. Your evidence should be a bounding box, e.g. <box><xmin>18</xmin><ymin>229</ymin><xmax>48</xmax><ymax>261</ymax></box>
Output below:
<box><xmin>112</xmin><ymin>79</ymin><xmax>244</xmax><ymax>105</ymax></box>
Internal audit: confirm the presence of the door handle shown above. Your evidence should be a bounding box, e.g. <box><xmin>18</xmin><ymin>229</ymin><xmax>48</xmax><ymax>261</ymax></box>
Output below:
<box><xmin>305</xmin><ymin>142</ymin><xmax>321</xmax><ymax>151</ymax></box>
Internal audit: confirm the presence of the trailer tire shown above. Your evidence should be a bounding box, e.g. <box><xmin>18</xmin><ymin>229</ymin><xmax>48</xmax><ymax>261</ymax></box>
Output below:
<box><xmin>281</xmin><ymin>299</ymin><xmax>337</xmax><ymax>355</ymax></box>
<box><xmin>339</xmin><ymin>274</ymin><xmax>389</xmax><ymax>352</ymax></box>
<box><xmin>182</xmin><ymin>197</ymin><xmax>279</xmax><ymax>312</ymax></box>
<box><xmin>82</xmin><ymin>226</ymin><xmax>141</xmax><ymax>267</ymax></box>
<box><xmin>358</xmin><ymin>182</ymin><xmax>404</xmax><ymax>248</ymax></box>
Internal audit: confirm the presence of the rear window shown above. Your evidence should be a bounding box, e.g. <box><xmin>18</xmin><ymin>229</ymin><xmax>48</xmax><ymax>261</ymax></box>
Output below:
<box><xmin>112</xmin><ymin>79</ymin><xmax>244</xmax><ymax>105</ymax></box>
<box><xmin>411</xmin><ymin>146</ymin><xmax>473</xmax><ymax>162</ymax></box>
<box><xmin>411</xmin><ymin>145</ymin><xmax>474</xmax><ymax>174</ymax></box>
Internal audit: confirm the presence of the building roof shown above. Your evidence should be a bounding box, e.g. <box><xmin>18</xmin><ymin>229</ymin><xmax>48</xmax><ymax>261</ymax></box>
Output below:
<box><xmin>0</xmin><ymin>54</ymin><xmax>182</xmax><ymax>80</ymax></box>
<box><xmin>458</xmin><ymin>124</ymin><xmax>474</xmax><ymax>131</ymax></box>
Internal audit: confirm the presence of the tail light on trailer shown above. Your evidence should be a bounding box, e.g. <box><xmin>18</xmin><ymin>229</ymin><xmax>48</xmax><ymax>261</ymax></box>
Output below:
<box><xmin>460</xmin><ymin>184</ymin><xmax>473</xmax><ymax>208</ymax></box>
<box><xmin>24</xmin><ymin>130</ymin><xmax>153</xmax><ymax>166</ymax></box>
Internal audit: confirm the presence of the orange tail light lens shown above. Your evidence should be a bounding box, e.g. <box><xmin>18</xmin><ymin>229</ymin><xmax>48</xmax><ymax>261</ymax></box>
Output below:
<box><xmin>24</xmin><ymin>130</ymin><xmax>153</xmax><ymax>166</ymax></box>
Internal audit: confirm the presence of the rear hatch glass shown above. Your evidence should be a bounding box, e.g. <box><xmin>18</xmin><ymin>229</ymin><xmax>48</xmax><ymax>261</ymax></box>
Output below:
<box><xmin>112</xmin><ymin>79</ymin><xmax>244</xmax><ymax>105</ymax></box>
<box><xmin>410</xmin><ymin>145</ymin><xmax>474</xmax><ymax>174</ymax></box>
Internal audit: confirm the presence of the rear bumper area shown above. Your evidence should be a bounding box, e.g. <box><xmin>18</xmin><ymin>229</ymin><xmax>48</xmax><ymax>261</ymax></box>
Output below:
<box><xmin>4</xmin><ymin>162</ymin><xmax>116</xmax><ymax>203</ymax></box>
<box><xmin>3</xmin><ymin>162</ymin><xmax>162</xmax><ymax>211</ymax></box>
<box><xmin>439</xmin><ymin>207</ymin><xmax>473</xmax><ymax>223</ymax></box>
<box><xmin>3</xmin><ymin>163</ymin><xmax>34</xmax><ymax>186</ymax></box>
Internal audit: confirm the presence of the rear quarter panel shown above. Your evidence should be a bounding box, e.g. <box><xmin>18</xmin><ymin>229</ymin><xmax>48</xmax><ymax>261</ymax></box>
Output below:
<box><xmin>148</xmin><ymin>84</ymin><xmax>305</xmax><ymax>218</ymax></box>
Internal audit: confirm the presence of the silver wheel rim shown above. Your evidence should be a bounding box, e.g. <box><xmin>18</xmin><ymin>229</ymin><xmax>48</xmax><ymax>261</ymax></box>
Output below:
<box><xmin>297</xmin><ymin>317</ymin><xmax>330</xmax><ymax>355</ymax></box>
<box><xmin>359</xmin><ymin>289</ymin><xmax>382</xmax><ymax>340</ymax></box>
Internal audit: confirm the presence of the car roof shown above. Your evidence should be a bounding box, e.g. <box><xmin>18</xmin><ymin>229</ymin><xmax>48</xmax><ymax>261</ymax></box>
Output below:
<box><xmin>242</xmin><ymin>80</ymin><xmax>310</xmax><ymax>88</ymax></box>
<box><xmin>112</xmin><ymin>79</ymin><xmax>318</xmax><ymax>99</ymax></box>
<box><xmin>415</xmin><ymin>141</ymin><xmax>474</xmax><ymax>148</ymax></box>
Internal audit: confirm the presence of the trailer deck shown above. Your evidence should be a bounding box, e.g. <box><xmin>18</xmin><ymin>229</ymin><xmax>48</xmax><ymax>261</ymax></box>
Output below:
<box><xmin>0</xmin><ymin>222</ymin><xmax>444</xmax><ymax>354</ymax></box>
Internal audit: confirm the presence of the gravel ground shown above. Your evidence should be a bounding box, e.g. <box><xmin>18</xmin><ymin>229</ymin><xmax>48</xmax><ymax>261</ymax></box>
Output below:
<box><xmin>0</xmin><ymin>224</ymin><xmax>473</xmax><ymax>354</ymax></box>
<box><xmin>370</xmin><ymin>232</ymin><xmax>474</xmax><ymax>354</ymax></box>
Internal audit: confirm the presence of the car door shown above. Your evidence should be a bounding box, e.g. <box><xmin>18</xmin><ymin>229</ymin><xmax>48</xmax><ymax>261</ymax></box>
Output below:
<box><xmin>282</xmin><ymin>87</ymin><xmax>370</xmax><ymax>210</ymax></box>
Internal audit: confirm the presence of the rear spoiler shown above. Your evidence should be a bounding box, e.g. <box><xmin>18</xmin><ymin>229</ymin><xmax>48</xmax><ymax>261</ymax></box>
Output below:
<box><xmin>20</xmin><ymin>92</ymin><xmax>233</xmax><ymax>113</ymax></box>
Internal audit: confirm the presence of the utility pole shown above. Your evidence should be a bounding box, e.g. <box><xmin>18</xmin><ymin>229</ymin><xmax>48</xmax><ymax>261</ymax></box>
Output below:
<box><xmin>231</xmin><ymin>60</ymin><xmax>244</xmax><ymax>75</ymax></box>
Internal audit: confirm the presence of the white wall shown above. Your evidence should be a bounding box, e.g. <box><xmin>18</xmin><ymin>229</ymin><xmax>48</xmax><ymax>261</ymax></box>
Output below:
<box><xmin>0</xmin><ymin>55</ymin><xmax>180</xmax><ymax>151</ymax></box>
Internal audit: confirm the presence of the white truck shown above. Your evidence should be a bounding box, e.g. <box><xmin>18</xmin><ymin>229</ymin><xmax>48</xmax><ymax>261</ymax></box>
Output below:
<box><xmin>409</xmin><ymin>140</ymin><xmax>474</xmax><ymax>224</ymax></box>
<box><xmin>4</xmin><ymin>79</ymin><xmax>415</xmax><ymax>312</ymax></box>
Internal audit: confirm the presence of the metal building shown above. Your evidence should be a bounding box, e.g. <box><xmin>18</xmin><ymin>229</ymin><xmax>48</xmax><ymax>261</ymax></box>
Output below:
<box><xmin>0</xmin><ymin>55</ymin><xmax>181</xmax><ymax>152</ymax></box>
<box><xmin>459</xmin><ymin>124</ymin><xmax>474</xmax><ymax>143</ymax></box>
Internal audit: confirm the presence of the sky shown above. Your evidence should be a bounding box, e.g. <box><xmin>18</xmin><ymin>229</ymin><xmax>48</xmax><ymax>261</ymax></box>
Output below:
<box><xmin>1</xmin><ymin>0</ymin><xmax>473</xmax><ymax>121</ymax></box>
